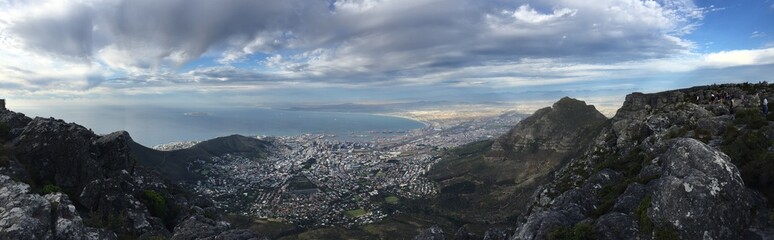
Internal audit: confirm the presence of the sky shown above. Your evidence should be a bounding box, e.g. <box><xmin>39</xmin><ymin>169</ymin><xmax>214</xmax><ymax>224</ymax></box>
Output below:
<box><xmin>0</xmin><ymin>0</ymin><xmax>773</xmax><ymax>112</ymax></box>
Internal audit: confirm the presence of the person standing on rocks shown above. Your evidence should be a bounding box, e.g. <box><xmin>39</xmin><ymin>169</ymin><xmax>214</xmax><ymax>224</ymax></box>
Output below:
<box><xmin>764</xmin><ymin>98</ymin><xmax>769</xmax><ymax>115</ymax></box>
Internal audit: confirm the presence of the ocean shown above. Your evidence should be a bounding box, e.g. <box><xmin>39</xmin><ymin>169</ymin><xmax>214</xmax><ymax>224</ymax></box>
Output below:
<box><xmin>17</xmin><ymin>106</ymin><xmax>425</xmax><ymax>146</ymax></box>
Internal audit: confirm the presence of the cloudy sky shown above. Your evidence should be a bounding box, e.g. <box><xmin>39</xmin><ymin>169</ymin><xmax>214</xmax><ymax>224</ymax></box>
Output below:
<box><xmin>1</xmin><ymin>0</ymin><xmax>773</xmax><ymax>110</ymax></box>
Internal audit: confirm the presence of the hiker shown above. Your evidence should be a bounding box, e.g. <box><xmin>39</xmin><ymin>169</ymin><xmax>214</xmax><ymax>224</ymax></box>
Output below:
<box><xmin>764</xmin><ymin>98</ymin><xmax>769</xmax><ymax>115</ymax></box>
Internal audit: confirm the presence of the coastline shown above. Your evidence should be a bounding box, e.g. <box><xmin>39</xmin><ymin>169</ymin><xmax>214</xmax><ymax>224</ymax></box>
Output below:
<box><xmin>372</xmin><ymin>112</ymin><xmax>432</xmax><ymax>127</ymax></box>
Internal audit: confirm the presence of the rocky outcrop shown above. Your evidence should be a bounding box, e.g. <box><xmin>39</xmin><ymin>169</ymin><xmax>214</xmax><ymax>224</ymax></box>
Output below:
<box><xmin>513</xmin><ymin>137</ymin><xmax>763</xmax><ymax>240</ymax></box>
<box><xmin>0</xmin><ymin>108</ymin><xmax>31</xmax><ymax>138</ymax></box>
<box><xmin>12</xmin><ymin>118</ymin><xmax>130</xmax><ymax>190</ymax></box>
<box><xmin>0</xmin><ymin>110</ymin><xmax>258</xmax><ymax>239</ymax></box>
<box><xmin>0</xmin><ymin>174</ymin><xmax>114</xmax><ymax>240</ymax></box>
<box><xmin>511</xmin><ymin>85</ymin><xmax>774</xmax><ymax>240</ymax></box>
<box><xmin>414</xmin><ymin>226</ymin><xmax>445</xmax><ymax>240</ymax></box>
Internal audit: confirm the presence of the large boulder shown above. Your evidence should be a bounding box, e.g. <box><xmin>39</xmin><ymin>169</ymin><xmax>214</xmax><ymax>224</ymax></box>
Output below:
<box><xmin>646</xmin><ymin>138</ymin><xmax>756</xmax><ymax>239</ymax></box>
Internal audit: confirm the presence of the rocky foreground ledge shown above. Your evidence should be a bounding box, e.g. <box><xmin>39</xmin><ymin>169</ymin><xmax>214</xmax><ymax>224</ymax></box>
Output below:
<box><xmin>0</xmin><ymin>110</ymin><xmax>263</xmax><ymax>239</ymax></box>
<box><xmin>510</xmin><ymin>84</ymin><xmax>774</xmax><ymax>240</ymax></box>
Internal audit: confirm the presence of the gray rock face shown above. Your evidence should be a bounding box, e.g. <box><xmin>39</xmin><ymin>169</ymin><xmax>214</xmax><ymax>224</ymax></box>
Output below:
<box><xmin>0</xmin><ymin>109</ymin><xmax>31</xmax><ymax>138</ymax></box>
<box><xmin>79</xmin><ymin>170</ymin><xmax>169</xmax><ymax>237</ymax></box>
<box><xmin>13</xmin><ymin>118</ymin><xmax>135</xmax><ymax>190</ymax></box>
<box><xmin>512</xmin><ymin>211</ymin><xmax>573</xmax><ymax>240</ymax></box>
<box><xmin>482</xmin><ymin>227</ymin><xmax>511</xmax><ymax>240</ymax></box>
<box><xmin>0</xmin><ymin>174</ymin><xmax>116</xmax><ymax>240</ymax></box>
<box><xmin>414</xmin><ymin>225</ymin><xmax>445</xmax><ymax>240</ymax></box>
<box><xmin>648</xmin><ymin>138</ymin><xmax>754</xmax><ymax>239</ymax></box>
<box><xmin>593</xmin><ymin>212</ymin><xmax>638</xmax><ymax>240</ymax></box>
<box><xmin>611</xmin><ymin>183</ymin><xmax>646</xmax><ymax>214</ymax></box>
<box><xmin>0</xmin><ymin>174</ymin><xmax>53</xmax><ymax>239</ymax></box>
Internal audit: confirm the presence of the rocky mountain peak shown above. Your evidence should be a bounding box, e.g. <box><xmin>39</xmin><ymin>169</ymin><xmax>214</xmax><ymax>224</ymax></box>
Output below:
<box><xmin>428</xmin><ymin>97</ymin><xmax>608</xmax><ymax>223</ymax></box>
<box><xmin>490</xmin><ymin>97</ymin><xmax>607</xmax><ymax>157</ymax></box>
<box><xmin>552</xmin><ymin>97</ymin><xmax>598</xmax><ymax>113</ymax></box>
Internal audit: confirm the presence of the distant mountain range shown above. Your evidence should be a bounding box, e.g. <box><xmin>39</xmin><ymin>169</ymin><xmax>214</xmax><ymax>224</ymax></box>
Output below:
<box><xmin>277</xmin><ymin>100</ymin><xmax>512</xmax><ymax>113</ymax></box>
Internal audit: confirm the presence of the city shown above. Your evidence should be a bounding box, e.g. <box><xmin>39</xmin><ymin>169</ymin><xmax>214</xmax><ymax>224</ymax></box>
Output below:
<box><xmin>158</xmin><ymin>111</ymin><xmax>523</xmax><ymax>228</ymax></box>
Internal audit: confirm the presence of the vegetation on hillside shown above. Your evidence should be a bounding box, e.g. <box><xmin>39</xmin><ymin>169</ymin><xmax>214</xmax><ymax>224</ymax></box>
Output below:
<box><xmin>722</xmin><ymin>108</ymin><xmax>774</xmax><ymax>205</ymax></box>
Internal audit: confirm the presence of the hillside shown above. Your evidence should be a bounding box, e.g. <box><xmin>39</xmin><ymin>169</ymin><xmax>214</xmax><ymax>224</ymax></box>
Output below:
<box><xmin>426</xmin><ymin>97</ymin><xmax>607</xmax><ymax>223</ymax></box>
<box><xmin>0</xmin><ymin>110</ymin><xmax>261</xmax><ymax>239</ymax></box>
<box><xmin>130</xmin><ymin>134</ymin><xmax>271</xmax><ymax>183</ymax></box>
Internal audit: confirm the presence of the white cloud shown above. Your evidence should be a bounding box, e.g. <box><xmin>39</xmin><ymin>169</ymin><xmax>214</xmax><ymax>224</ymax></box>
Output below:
<box><xmin>510</xmin><ymin>4</ymin><xmax>577</xmax><ymax>24</ymax></box>
<box><xmin>751</xmin><ymin>31</ymin><xmax>766</xmax><ymax>38</ymax></box>
<box><xmin>333</xmin><ymin>0</ymin><xmax>383</xmax><ymax>13</ymax></box>
<box><xmin>703</xmin><ymin>48</ymin><xmax>774</xmax><ymax>68</ymax></box>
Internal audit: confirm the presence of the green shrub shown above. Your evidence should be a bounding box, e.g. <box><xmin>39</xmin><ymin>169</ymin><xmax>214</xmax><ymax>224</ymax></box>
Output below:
<box><xmin>203</xmin><ymin>208</ymin><xmax>218</xmax><ymax>220</ymax></box>
<box><xmin>734</xmin><ymin>108</ymin><xmax>767</xmax><ymax>129</ymax></box>
<box><xmin>664</xmin><ymin>127</ymin><xmax>688</xmax><ymax>139</ymax></box>
<box><xmin>42</xmin><ymin>184</ymin><xmax>62</xmax><ymax>194</ymax></box>
<box><xmin>84</xmin><ymin>210</ymin><xmax>127</xmax><ymax>230</ymax></box>
<box><xmin>548</xmin><ymin>222</ymin><xmax>597</xmax><ymax>240</ymax></box>
<box><xmin>141</xmin><ymin>190</ymin><xmax>167</xmax><ymax>218</ymax></box>
<box><xmin>654</xmin><ymin>226</ymin><xmax>680</xmax><ymax>240</ymax></box>
<box><xmin>720</xmin><ymin>123</ymin><xmax>774</xmax><ymax>205</ymax></box>
<box><xmin>50</xmin><ymin>200</ymin><xmax>59</xmax><ymax>210</ymax></box>
<box><xmin>0</xmin><ymin>123</ymin><xmax>9</xmax><ymax>140</ymax></box>
<box><xmin>592</xmin><ymin>182</ymin><xmax>629</xmax><ymax>218</ymax></box>
<box><xmin>721</xmin><ymin>130</ymin><xmax>768</xmax><ymax>167</ymax></box>
<box><xmin>594</xmin><ymin>148</ymin><xmax>646</xmax><ymax>177</ymax></box>
<box><xmin>636</xmin><ymin>196</ymin><xmax>653</xmax><ymax>234</ymax></box>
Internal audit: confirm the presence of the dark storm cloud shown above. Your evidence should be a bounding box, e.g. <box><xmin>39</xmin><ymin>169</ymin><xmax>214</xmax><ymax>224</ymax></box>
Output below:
<box><xmin>11</xmin><ymin>2</ymin><xmax>93</xmax><ymax>59</ymax></box>
<box><xmin>100</xmin><ymin>0</ymin><xmax>330</xmax><ymax>63</ymax></box>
